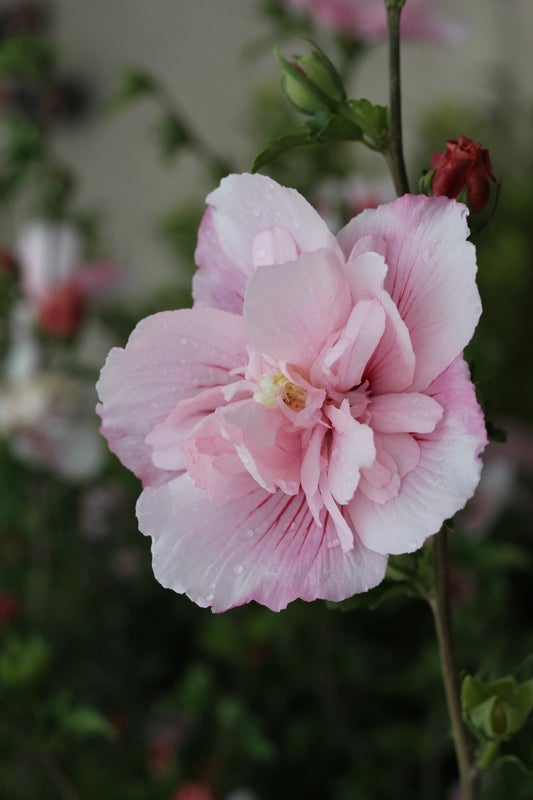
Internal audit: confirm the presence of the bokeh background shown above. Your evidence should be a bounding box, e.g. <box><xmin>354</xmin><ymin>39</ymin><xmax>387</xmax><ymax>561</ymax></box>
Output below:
<box><xmin>1</xmin><ymin>2</ymin><xmax>533</xmax><ymax>799</ymax></box>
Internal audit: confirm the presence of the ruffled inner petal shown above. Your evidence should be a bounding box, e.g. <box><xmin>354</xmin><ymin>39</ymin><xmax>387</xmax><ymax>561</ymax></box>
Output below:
<box><xmin>244</xmin><ymin>248</ymin><xmax>351</xmax><ymax>372</ymax></box>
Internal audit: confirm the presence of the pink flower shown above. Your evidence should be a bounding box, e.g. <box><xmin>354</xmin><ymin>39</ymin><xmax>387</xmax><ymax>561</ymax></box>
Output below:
<box><xmin>16</xmin><ymin>220</ymin><xmax>120</xmax><ymax>336</ymax></box>
<box><xmin>281</xmin><ymin>0</ymin><xmax>462</xmax><ymax>43</ymax></box>
<box><xmin>97</xmin><ymin>174</ymin><xmax>486</xmax><ymax>612</ymax></box>
<box><xmin>172</xmin><ymin>784</ymin><xmax>216</xmax><ymax>800</ymax></box>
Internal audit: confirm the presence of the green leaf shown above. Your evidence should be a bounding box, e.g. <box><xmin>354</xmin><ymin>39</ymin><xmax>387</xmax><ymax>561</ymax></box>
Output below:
<box><xmin>306</xmin><ymin>110</ymin><xmax>362</xmax><ymax>142</ymax></box>
<box><xmin>154</xmin><ymin>113</ymin><xmax>190</xmax><ymax>160</ymax></box>
<box><xmin>252</xmin><ymin>129</ymin><xmax>312</xmax><ymax>172</ymax></box>
<box><xmin>107</xmin><ymin>67</ymin><xmax>157</xmax><ymax>111</ymax></box>
<box><xmin>348</xmin><ymin>98</ymin><xmax>389</xmax><ymax>149</ymax></box>
<box><xmin>0</xmin><ymin>635</ymin><xmax>50</xmax><ymax>689</ymax></box>
<box><xmin>61</xmin><ymin>705</ymin><xmax>117</xmax><ymax>741</ymax></box>
<box><xmin>0</xmin><ymin>36</ymin><xmax>55</xmax><ymax>82</ymax></box>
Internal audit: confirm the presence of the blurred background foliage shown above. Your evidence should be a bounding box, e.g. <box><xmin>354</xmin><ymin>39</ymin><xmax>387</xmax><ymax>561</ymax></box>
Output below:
<box><xmin>1</xmin><ymin>2</ymin><xmax>532</xmax><ymax>799</ymax></box>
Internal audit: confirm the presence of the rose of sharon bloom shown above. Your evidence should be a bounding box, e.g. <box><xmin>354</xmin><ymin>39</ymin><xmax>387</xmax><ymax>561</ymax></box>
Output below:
<box><xmin>281</xmin><ymin>0</ymin><xmax>462</xmax><ymax>44</ymax></box>
<box><xmin>97</xmin><ymin>174</ymin><xmax>486</xmax><ymax>612</ymax></box>
<box><xmin>430</xmin><ymin>136</ymin><xmax>497</xmax><ymax>214</ymax></box>
<box><xmin>16</xmin><ymin>219</ymin><xmax>119</xmax><ymax>336</ymax></box>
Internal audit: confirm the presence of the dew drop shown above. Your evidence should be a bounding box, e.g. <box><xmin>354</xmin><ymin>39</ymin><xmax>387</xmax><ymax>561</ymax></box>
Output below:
<box><xmin>205</xmin><ymin>593</ymin><xmax>214</xmax><ymax>603</ymax></box>
<box><xmin>233</xmin><ymin>564</ymin><xmax>244</xmax><ymax>576</ymax></box>
<box><xmin>244</xmin><ymin>528</ymin><xmax>255</xmax><ymax>540</ymax></box>
<box><xmin>292</xmin><ymin>218</ymin><xmax>301</xmax><ymax>230</ymax></box>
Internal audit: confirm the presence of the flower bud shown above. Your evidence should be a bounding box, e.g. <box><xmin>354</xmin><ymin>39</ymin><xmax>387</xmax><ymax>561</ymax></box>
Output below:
<box><xmin>276</xmin><ymin>44</ymin><xmax>346</xmax><ymax>114</ymax></box>
<box><xmin>37</xmin><ymin>279</ymin><xmax>86</xmax><ymax>337</ymax></box>
<box><xmin>429</xmin><ymin>135</ymin><xmax>497</xmax><ymax>214</ymax></box>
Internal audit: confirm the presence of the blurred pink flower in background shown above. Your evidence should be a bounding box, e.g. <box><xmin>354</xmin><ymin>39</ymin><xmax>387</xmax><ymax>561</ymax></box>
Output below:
<box><xmin>97</xmin><ymin>174</ymin><xmax>486</xmax><ymax>612</ymax></box>
<box><xmin>172</xmin><ymin>784</ymin><xmax>216</xmax><ymax>800</ymax></box>
<box><xmin>16</xmin><ymin>219</ymin><xmax>120</xmax><ymax>336</ymax></box>
<box><xmin>281</xmin><ymin>0</ymin><xmax>462</xmax><ymax>43</ymax></box>
<box><xmin>0</xmin><ymin>308</ymin><xmax>103</xmax><ymax>479</ymax></box>
<box><xmin>315</xmin><ymin>176</ymin><xmax>394</xmax><ymax>231</ymax></box>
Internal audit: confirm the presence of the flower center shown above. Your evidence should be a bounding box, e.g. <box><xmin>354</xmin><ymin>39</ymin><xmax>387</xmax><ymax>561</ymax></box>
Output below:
<box><xmin>253</xmin><ymin>371</ymin><xmax>307</xmax><ymax>412</ymax></box>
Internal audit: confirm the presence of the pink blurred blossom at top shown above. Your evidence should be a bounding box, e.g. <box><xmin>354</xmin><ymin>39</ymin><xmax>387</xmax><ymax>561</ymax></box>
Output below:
<box><xmin>97</xmin><ymin>174</ymin><xmax>486</xmax><ymax>613</ymax></box>
<box><xmin>282</xmin><ymin>0</ymin><xmax>462</xmax><ymax>43</ymax></box>
<box><xmin>16</xmin><ymin>219</ymin><xmax>120</xmax><ymax>336</ymax></box>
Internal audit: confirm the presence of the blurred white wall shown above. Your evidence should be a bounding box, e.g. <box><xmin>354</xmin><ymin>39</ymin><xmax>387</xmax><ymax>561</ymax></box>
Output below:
<box><xmin>49</xmin><ymin>0</ymin><xmax>533</xmax><ymax>299</ymax></box>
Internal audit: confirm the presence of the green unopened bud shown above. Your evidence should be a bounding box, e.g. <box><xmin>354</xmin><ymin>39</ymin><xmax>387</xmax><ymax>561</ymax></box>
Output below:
<box><xmin>491</xmin><ymin>700</ymin><xmax>508</xmax><ymax>736</ymax></box>
<box><xmin>275</xmin><ymin>44</ymin><xmax>346</xmax><ymax>115</ymax></box>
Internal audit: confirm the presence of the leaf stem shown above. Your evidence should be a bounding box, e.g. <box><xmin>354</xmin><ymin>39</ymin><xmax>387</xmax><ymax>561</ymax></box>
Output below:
<box><xmin>384</xmin><ymin>1</ymin><xmax>410</xmax><ymax>196</ymax></box>
<box><xmin>428</xmin><ymin>527</ymin><xmax>481</xmax><ymax>800</ymax></box>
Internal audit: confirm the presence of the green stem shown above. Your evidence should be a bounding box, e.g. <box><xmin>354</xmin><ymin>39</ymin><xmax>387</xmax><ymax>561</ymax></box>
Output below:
<box><xmin>477</xmin><ymin>739</ymin><xmax>500</xmax><ymax>773</ymax></box>
<box><xmin>384</xmin><ymin>1</ymin><xmax>410</xmax><ymax>196</ymax></box>
<box><xmin>428</xmin><ymin>528</ymin><xmax>481</xmax><ymax>800</ymax></box>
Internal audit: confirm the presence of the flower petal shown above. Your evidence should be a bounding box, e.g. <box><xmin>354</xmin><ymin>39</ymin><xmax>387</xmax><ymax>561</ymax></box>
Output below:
<box><xmin>137</xmin><ymin>475</ymin><xmax>387</xmax><ymax>612</ymax></box>
<box><xmin>370</xmin><ymin>392</ymin><xmax>443</xmax><ymax>434</ymax></box>
<box><xmin>349</xmin><ymin>357</ymin><xmax>487</xmax><ymax>554</ymax></box>
<box><xmin>215</xmin><ymin>399</ymin><xmax>302</xmax><ymax>495</ymax></box>
<box><xmin>319</xmin><ymin>298</ymin><xmax>386</xmax><ymax>393</ymax></box>
<box><xmin>346</xmin><ymin>251</ymin><xmax>416</xmax><ymax>392</ymax></box>
<box><xmin>325</xmin><ymin>401</ymin><xmax>376</xmax><ymax>505</ymax></box>
<box><xmin>244</xmin><ymin>248</ymin><xmax>351</xmax><ymax>371</ymax></box>
<box><xmin>96</xmin><ymin>308</ymin><xmax>247</xmax><ymax>486</ymax></box>
<box><xmin>193</xmin><ymin>173</ymin><xmax>339</xmax><ymax>313</ymax></box>
<box><xmin>339</xmin><ymin>194</ymin><xmax>481</xmax><ymax>390</ymax></box>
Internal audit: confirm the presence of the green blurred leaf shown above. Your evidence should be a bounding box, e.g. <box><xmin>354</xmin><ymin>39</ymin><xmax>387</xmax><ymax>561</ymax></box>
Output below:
<box><xmin>60</xmin><ymin>705</ymin><xmax>117</xmax><ymax>741</ymax></box>
<box><xmin>154</xmin><ymin>113</ymin><xmax>190</xmax><ymax>160</ymax></box>
<box><xmin>107</xmin><ymin>67</ymin><xmax>157</xmax><ymax>111</ymax></box>
<box><xmin>0</xmin><ymin>36</ymin><xmax>55</xmax><ymax>82</ymax></box>
<box><xmin>0</xmin><ymin>635</ymin><xmax>50</xmax><ymax>689</ymax></box>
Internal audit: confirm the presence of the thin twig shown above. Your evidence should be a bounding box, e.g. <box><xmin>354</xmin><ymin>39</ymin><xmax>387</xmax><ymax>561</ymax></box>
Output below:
<box><xmin>384</xmin><ymin>1</ymin><xmax>410</xmax><ymax>196</ymax></box>
<box><xmin>428</xmin><ymin>528</ymin><xmax>481</xmax><ymax>800</ymax></box>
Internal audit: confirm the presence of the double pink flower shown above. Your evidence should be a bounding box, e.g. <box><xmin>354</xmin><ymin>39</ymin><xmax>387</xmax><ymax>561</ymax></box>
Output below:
<box><xmin>97</xmin><ymin>174</ymin><xmax>486</xmax><ymax>612</ymax></box>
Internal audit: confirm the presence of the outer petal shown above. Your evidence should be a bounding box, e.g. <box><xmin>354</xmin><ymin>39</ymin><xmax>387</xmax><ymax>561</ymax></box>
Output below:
<box><xmin>193</xmin><ymin>173</ymin><xmax>339</xmax><ymax>313</ymax></box>
<box><xmin>244</xmin><ymin>249</ymin><xmax>351</xmax><ymax>371</ymax></box>
<box><xmin>339</xmin><ymin>195</ymin><xmax>481</xmax><ymax>391</ymax></box>
<box><xmin>137</xmin><ymin>475</ymin><xmax>387</xmax><ymax>612</ymax></box>
<box><xmin>96</xmin><ymin>308</ymin><xmax>247</xmax><ymax>486</ymax></box>
<box><xmin>349</xmin><ymin>357</ymin><xmax>487</xmax><ymax>555</ymax></box>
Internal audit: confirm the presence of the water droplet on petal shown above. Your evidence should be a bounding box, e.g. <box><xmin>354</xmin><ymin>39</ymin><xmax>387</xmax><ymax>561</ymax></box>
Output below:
<box><xmin>205</xmin><ymin>593</ymin><xmax>214</xmax><ymax>603</ymax></box>
<box><xmin>292</xmin><ymin>218</ymin><xmax>301</xmax><ymax>230</ymax></box>
<box><xmin>244</xmin><ymin>528</ymin><xmax>255</xmax><ymax>540</ymax></box>
<box><xmin>233</xmin><ymin>564</ymin><xmax>244</xmax><ymax>576</ymax></box>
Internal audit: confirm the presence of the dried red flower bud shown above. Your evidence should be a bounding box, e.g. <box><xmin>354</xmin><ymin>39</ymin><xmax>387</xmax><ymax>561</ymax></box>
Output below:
<box><xmin>430</xmin><ymin>135</ymin><xmax>497</xmax><ymax>213</ymax></box>
<box><xmin>37</xmin><ymin>279</ymin><xmax>86</xmax><ymax>336</ymax></box>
